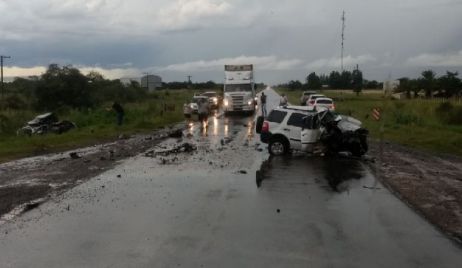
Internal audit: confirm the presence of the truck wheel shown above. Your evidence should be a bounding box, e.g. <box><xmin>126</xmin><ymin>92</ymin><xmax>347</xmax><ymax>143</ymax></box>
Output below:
<box><xmin>255</xmin><ymin>116</ymin><xmax>264</xmax><ymax>134</ymax></box>
<box><xmin>269</xmin><ymin>137</ymin><xmax>289</xmax><ymax>156</ymax></box>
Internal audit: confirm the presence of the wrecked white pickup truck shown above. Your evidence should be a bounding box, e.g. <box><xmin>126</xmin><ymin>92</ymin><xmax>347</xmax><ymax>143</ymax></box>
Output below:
<box><xmin>256</xmin><ymin>106</ymin><xmax>368</xmax><ymax>157</ymax></box>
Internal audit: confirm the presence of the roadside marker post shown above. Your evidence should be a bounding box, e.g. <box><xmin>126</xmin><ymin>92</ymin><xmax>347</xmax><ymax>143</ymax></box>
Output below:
<box><xmin>372</xmin><ymin>108</ymin><xmax>381</xmax><ymax>121</ymax></box>
<box><xmin>371</xmin><ymin>107</ymin><xmax>384</xmax><ymax>184</ymax></box>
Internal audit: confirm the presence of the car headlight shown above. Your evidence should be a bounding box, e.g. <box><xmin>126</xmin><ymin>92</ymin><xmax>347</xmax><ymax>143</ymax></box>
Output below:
<box><xmin>247</xmin><ymin>100</ymin><xmax>253</xmax><ymax>106</ymax></box>
<box><xmin>224</xmin><ymin>99</ymin><xmax>229</xmax><ymax>106</ymax></box>
<box><xmin>212</xmin><ymin>97</ymin><xmax>218</xmax><ymax>103</ymax></box>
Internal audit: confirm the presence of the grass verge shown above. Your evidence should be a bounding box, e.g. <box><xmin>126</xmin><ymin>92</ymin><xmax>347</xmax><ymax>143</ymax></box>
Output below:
<box><xmin>0</xmin><ymin>90</ymin><xmax>198</xmax><ymax>163</ymax></box>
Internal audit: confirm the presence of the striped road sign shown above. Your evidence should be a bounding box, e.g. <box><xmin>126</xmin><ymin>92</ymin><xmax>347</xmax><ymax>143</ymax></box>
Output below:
<box><xmin>372</xmin><ymin>108</ymin><xmax>381</xmax><ymax>121</ymax></box>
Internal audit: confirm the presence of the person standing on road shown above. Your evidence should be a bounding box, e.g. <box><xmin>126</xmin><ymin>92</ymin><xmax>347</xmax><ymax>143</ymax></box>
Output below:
<box><xmin>112</xmin><ymin>102</ymin><xmax>125</xmax><ymax>126</ymax></box>
<box><xmin>279</xmin><ymin>94</ymin><xmax>288</xmax><ymax>106</ymax></box>
<box><xmin>198</xmin><ymin>98</ymin><xmax>209</xmax><ymax>126</ymax></box>
<box><xmin>260</xmin><ymin>92</ymin><xmax>267</xmax><ymax>117</ymax></box>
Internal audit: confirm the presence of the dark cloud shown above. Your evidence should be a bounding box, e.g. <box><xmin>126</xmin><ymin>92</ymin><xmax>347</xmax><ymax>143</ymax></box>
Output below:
<box><xmin>1</xmin><ymin>0</ymin><xmax>461</xmax><ymax>82</ymax></box>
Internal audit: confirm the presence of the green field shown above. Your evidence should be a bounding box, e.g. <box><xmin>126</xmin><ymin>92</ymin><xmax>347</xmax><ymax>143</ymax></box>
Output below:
<box><xmin>276</xmin><ymin>88</ymin><xmax>462</xmax><ymax>156</ymax></box>
<box><xmin>0</xmin><ymin>90</ymin><xmax>199</xmax><ymax>163</ymax></box>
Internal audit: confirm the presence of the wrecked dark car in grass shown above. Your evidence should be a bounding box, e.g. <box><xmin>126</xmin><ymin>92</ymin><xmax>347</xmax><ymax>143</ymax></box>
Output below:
<box><xmin>257</xmin><ymin>106</ymin><xmax>368</xmax><ymax>157</ymax></box>
<box><xmin>17</xmin><ymin>112</ymin><xmax>76</xmax><ymax>136</ymax></box>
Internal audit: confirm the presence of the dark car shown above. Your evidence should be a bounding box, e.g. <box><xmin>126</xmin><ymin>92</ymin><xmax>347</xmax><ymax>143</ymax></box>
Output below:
<box><xmin>17</xmin><ymin>113</ymin><xmax>76</xmax><ymax>136</ymax></box>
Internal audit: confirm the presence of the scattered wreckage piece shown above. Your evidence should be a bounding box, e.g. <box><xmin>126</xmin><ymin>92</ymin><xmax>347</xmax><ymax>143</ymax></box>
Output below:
<box><xmin>17</xmin><ymin>112</ymin><xmax>76</xmax><ymax>136</ymax></box>
<box><xmin>257</xmin><ymin>106</ymin><xmax>369</xmax><ymax>157</ymax></box>
<box><xmin>168</xmin><ymin>129</ymin><xmax>183</xmax><ymax>138</ymax></box>
<box><xmin>144</xmin><ymin>143</ymin><xmax>197</xmax><ymax>158</ymax></box>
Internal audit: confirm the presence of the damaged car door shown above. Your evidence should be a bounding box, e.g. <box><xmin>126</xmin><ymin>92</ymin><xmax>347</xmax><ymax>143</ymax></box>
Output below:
<box><xmin>285</xmin><ymin>112</ymin><xmax>307</xmax><ymax>151</ymax></box>
<box><xmin>300</xmin><ymin>114</ymin><xmax>322</xmax><ymax>153</ymax></box>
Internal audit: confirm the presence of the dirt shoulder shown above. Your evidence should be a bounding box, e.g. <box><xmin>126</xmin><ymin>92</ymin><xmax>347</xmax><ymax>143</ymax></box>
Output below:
<box><xmin>368</xmin><ymin>141</ymin><xmax>462</xmax><ymax>244</ymax></box>
<box><xmin>0</xmin><ymin>125</ymin><xmax>185</xmax><ymax>222</ymax></box>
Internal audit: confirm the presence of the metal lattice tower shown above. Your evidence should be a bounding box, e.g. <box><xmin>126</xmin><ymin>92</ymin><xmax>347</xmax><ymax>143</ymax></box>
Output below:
<box><xmin>341</xmin><ymin>11</ymin><xmax>346</xmax><ymax>71</ymax></box>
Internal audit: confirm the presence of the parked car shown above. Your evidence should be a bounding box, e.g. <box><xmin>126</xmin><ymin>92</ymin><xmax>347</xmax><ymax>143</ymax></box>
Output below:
<box><xmin>255</xmin><ymin>106</ymin><xmax>368</xmax><ymax>156</ymax></box>
<box><xmin>17</xmin><ymin>112</ymin><xmax>76</xmax><ymax>136</ymax></box>
<box><xmin>200</xmin><ymin>91</ymin><xmax>221</xmax><ymax>109</ymax></box>
<box><xmin>313</xmin><ymin>97</ymin><xmax>335</xmax><ymax>111</ymax></box>
<box><xmin>306</xmin><ymin>94</ymin><xmax>325</xmax><ymax>106</ymax></box>
<box><xmin>299</xmin><ymin>90</ymin><xmax>317</xmax><ymax>105</ymax></box>
<box><xmin>183</xmin><ymin>96</ymin><xmax>209</xmax><ymax>118</ymax></box>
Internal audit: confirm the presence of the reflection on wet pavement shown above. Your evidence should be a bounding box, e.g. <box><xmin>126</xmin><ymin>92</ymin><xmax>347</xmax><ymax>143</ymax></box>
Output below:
<box><xmin>322</xmin><ymin>157</ymin><xmax>364</xmax><ymax>192</ymax></box>
<box><xmin>256</xmin><ymin>155</ymin><xmax>366</xmax><ymax>192</ymax></box>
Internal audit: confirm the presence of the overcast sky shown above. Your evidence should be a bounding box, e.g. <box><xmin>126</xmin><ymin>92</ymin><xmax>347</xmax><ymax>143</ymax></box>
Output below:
<box><xmin>1</xmin><ymin>0</ymin><xmax>462</xmax><ymax>84</ymax></box>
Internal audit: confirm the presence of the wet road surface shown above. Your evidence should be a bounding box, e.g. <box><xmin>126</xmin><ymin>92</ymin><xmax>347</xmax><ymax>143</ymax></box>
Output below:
<box><xmin>1</xmin><ymin>87</ymin><xmax>461</xmax><ymax>267</ymax></box>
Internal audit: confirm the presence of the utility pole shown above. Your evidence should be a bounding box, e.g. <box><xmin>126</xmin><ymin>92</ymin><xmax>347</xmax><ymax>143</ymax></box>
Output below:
<box><xmin>187</xmin><ymin>75</ymin><xmax>192</xmax><ymax>89</ymax></box>
<box><xmin>1</xmin><ymin>55</ymin><xmax>11</xmax><ymax>99</ymax></box>
<box><xmin>341</xmin><ymin>11</ymin><xmax>346</xmax><ymax>72</ymax></box>
<box><xmin>143</xmin><ymin>72</ymin><xmax>150</xmax><ymax>91</ymax></box>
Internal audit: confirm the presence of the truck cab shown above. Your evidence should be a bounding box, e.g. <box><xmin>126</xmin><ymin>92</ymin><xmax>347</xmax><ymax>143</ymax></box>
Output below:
<box><xmin>223</xmin><ymin>65</ymin><xmax>256</xmax><ymax>114</ymax></box>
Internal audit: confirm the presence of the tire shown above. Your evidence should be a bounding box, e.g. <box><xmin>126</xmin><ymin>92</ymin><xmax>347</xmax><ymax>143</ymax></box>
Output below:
<box><xmin>255</xmin><ymin>116</ymin><xmax>264</xmax><ymax>134</ymax></box>
<box><xmin>268</xmin><ymin>137</ymin><xmax>289</xmax><ymax>156</ymax></box>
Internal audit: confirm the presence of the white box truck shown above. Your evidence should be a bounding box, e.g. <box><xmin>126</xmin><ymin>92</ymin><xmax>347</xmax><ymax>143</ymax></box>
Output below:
<box><xmin>223</xmin><ymin>64</ymin><xmax>256</xmax><ymax>114</ymax></box>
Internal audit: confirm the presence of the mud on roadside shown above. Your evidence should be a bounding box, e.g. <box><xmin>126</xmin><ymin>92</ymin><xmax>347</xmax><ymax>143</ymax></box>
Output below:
<box><xmin>0</xmin><ymin>124</ymin><xmax>186</xmax><ymax>222</ymax></box>
<box><xmin>368</xmin><ymin>141</ymin><xmax>462</xmax><ymax>244</ymax></box>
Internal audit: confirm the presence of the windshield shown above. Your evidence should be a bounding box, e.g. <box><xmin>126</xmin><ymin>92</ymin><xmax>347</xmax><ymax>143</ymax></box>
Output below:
<box><xmin>192</xmin><ymin>97</ymin><xmax>206</xmax><ymax>103</ymax></box>
<box><xmin>225</xmin><ymin>84</ymin><xmax>252</xmax><ymax>92</ymax></box>
<box><xmin>201</xmin><ymin>92</ymin><xmax>217</xmax><ymax>97</ymax></box>
<box><xmin>317</xmin><ymin>99</ymin><xmax>332</xmax><ymax>104</ymax></box>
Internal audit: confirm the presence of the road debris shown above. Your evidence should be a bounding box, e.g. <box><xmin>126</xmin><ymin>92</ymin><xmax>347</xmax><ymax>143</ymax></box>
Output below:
<box><xmin>220</xmin><ymin>137</ymin><xmax>232</xmax><ymax>146</ymax></box>
<box><xmin>363</xmin><ymin>186</ymin><xmax>381</xmax><ymax>190</ymax></box>
<box><xmin>69</xmin><ymin>152</ymin><xmax>81</xmax><ymax>159</ymax></box>
<box><xmin>145</xmin><ymin>143</ymin><xmax>197</xmax><ymax>158</ymax></box>
<box><xmin>23</xmin><ymin>201</ymin><xmax>43</xmax><ymax>213</ymax></box>
<box><xmin>168</xmin><ymin>129</ymin><xmax>183</xmax><ymax>138</ymax></box>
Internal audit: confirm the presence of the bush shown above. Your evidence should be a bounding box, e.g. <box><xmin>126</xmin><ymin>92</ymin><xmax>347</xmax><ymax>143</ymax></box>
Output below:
<box><xmin>435</xmin><ymin>102</ymin><xmax>462</xmax><ymax>125</ymax></box>
<box><xmin>0</xmin><ymin>95</ymin><xmax>27</xmax><ymax>110</ymax></box>
<box><xmin>0</xmin><ymin>111</ymin><xmax>35</xmax><ymax>136</ymax></box>
<box><xmin>393</xmin><ymin>111</ymin><xmax>422</xmax><ymax>126</ymax></box>
<box><xmin>393</xmin><ymin>102</ymin><xmax>406</xmax><ymax>110</ymax></box>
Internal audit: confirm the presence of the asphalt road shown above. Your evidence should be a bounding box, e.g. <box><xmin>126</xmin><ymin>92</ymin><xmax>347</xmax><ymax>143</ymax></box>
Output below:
<box><xmin>0</xmin><ymin>87</ymin><xmax>461</xmax><ymax>267</ymax></box>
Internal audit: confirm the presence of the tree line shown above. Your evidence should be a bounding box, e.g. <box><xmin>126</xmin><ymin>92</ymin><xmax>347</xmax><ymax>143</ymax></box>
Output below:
<box><xmin>281</xmin><ymin>68</ymin><xmax>380</xmax><ymax>92</ymax></box>
<box><xmin>2</xmin><ymin>64</ymin><xmax>149</xmax><ymax>111</ymax></box>
<box><xmin>0</xmin><ymin>64</ymin><xmax>227</xmax><ymax>111</ymax></box>
<box><xmin>280</xmin><ymin>68</ymin><xmax>462</xmax><ymax>98</ymax></box>
<box><xmin>397</xmin><ymin>70</ymin><xmax>461</xmax><ymax>98</ymax></box>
